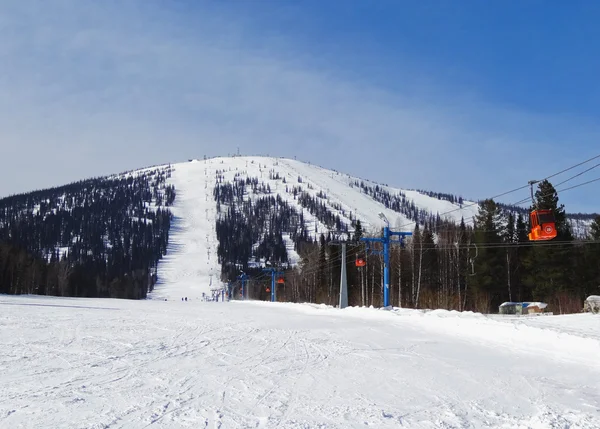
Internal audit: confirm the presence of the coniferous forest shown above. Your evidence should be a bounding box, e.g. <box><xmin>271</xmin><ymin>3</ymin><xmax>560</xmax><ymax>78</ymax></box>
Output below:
<box><xmin>213</xmin><ymin>173</ymin><xmax>314</xmax><ymax>281</ymax></box>
<box><xmin>0</xmin><ymin>166</ymin><xmax>175</xmax><ymax>299</ymax></box>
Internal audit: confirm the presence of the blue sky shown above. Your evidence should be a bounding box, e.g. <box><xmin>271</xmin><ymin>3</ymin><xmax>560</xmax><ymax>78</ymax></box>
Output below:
<box><xmin>1</xmin><ymin>0</ymin><xmax>598</xmax><ymax>213</ymax></box>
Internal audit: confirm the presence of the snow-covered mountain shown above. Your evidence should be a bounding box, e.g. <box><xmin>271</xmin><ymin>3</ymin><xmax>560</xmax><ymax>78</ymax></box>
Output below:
<box><xmin>2</xmin><ymin>155</ymin><xmax>593</xmax><ymax>302</ymax></box>
<box><xmin>146</xmin><ymin>156</ymin><xmax>481</xmax><ymax>300</ymax></box>
<box><xmin>143</xmin><ymin>156</ymin><xmax>593</xmax><ymax>301</ymax></box>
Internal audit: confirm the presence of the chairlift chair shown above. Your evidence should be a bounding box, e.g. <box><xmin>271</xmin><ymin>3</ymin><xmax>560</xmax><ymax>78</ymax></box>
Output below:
<box><xmin>528</xmin><ymin>209</ymin><xmax>557</xmax><ymax>241</ymax></box>
<box><xmin>355</xmin><ymin>255</ymin><xmax>366</xmax><ymax>267</ymax></box>
<box><xmin>527</xmin><ymin>180</ymin><xmax>558</xmax><ymax>241</ymax></box>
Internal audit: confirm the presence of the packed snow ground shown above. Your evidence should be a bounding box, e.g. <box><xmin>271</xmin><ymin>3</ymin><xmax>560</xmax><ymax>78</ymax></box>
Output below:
<box><xmin>2</xmin><ymin>295</ymin><xmax>599</xmax><ymax>428</ymax></box>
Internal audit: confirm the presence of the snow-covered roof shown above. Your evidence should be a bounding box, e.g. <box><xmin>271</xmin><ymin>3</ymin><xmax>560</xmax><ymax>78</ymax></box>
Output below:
<box><xmin>526</xmin><ymin>302</ymin><xmax>548</xmax><ymax>309</ymax></box>
<box><xmin>499</xmin><ymin>301</ymin><xmax>547</xmax><ymax>309</ymax></box>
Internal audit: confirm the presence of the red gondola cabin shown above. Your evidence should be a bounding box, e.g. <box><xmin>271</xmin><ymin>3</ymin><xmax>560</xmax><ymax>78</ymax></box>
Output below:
<box><xmin>355</xmin><ymin>256</ymin><xmax>366</xmax><ymax>267</ymax></box>
<box><xmin>528</xmin><ymin>209</ymin><xmax>557</xmax><ymax>241</ymax></box>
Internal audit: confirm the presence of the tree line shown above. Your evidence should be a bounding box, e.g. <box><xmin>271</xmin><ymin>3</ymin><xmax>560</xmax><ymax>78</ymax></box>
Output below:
<box><xmin>0</xmin><ymin>167</ymin><xmax>175</xmax><ymax>299</ymax></box>
<box><xmin>214</xmin><ymin>177</ymin><xmax>317</xmax><ymax>281</ymax></box>
<box><xmin>232</xmin><ymin>180</ymin><xmax>600</xmax><ymax>314</ymax></box>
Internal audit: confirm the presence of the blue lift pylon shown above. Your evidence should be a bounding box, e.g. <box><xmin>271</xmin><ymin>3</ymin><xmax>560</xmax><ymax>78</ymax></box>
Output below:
<box><xmin>262</xmin><ymin>268</ymin><xmax>284</xmax><ymax>302</ymax></box>
<box><xmin>360</xmin><ymin>213</ymin><xmax>412</xmax><ymax>308</ymax></box>
<box><xmin>237</xmin><ymin>272</ymin><xmax>249</xmax><ymax>300</ymax></box>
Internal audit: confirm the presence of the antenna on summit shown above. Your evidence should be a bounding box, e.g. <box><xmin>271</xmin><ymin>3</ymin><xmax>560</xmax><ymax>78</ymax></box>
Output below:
<box><xmin>237</xmin><ymin>147</ymin><xmax>240</xmax><ymax>156</ymax></box>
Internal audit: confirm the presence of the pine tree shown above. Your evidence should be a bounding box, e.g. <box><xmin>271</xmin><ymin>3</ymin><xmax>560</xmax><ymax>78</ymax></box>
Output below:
<box><xmin>516</xmin><ymin>213</ymin><xmax>529</xmax><ymax>243</ymax></box>
<box><xmin>534</xmin><ymin>179</ymin><xmax>572</xmax><ymax>240</ymax></box>
<box><xmin>353</xmin><ymin>219</ymin><xmax>363</xmax><ymax>242</ymax></box>
<box><xmin>590</xmin><ymin>215</ymin><xmax>600</xmax><ymax>240</ymax></box>
<box><xmin>524</xmin><ymin>180</ymin><xmax>574</xmax><ymax>306</ymax></box>
<box><xmin>471</xmin><ymin>199</ymin><xmax>506</xmax><ymax>312</ymax></box>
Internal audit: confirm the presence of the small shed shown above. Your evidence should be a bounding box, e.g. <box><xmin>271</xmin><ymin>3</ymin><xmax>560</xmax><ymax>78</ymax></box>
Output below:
<box><xmin>584</xmin><ymin>296</ymin><xmax>600</xmax><ymax>314</ymax></box>
<box><xmin>524</xmin><ymin>302</ymin><xmax>548</xmax><ymax>314</ymax></box>
<box><xmin>499</xmin><ymin>302</ymin><xmax>523</xmax><ymax>315</ymax></box>
<box><xmin>499</xmin><ymin>302</ymin><xmax>547</xmax><ymax>315</ymax></box>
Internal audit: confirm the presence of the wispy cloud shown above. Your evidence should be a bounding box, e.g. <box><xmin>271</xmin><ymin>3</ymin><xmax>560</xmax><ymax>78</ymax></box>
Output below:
<box><xmin>1</xmin><ymin>1</ymin><xmax>598</xmax><ymax>212</ymax></box>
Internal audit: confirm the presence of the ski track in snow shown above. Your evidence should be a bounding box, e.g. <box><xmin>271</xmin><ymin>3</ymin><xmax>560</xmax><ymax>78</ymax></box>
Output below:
<box><xmin>2</xmin><ymin>295</ymin><xmax>600</xmax><ymax>428</ymax></box>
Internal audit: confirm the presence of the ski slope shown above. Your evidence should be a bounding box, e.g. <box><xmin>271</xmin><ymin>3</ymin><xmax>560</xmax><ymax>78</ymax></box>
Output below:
<box><xmin>149</xmin><ymin>160</ymin><xmax>222</xmax><ymax>301</ymax></box>
<box><xmin>148</xmin><ymin>156</ymin><xmax>481</xmax><ymax>300</ymax></box>
<box><xmin>2</xmin><ymin>294</ymin><xmax>599</xmax><ymax>428</ymax></box>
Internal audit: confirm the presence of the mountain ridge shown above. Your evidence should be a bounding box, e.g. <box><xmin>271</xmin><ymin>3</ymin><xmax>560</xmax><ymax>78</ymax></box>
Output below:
<box><xmin>0</xmin><ymin>155</ymin><xmax>597</xmax><ymax>304</ymax></box>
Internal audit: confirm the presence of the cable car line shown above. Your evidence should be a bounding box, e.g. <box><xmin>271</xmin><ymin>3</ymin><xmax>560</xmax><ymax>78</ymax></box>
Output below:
<box><xmin>554</xmin><ymin>162</ymin><xmax>600</xmax><ymax>188</ymax></box>
<box><xmin>427</xmin><ymin>173</ymin><xmax>600</xmax><ymax>237</ymax></box>
<box><xmin>398</xmin><ymin>153</ymin><xmax>600</xmax><ymax>231</ymax></box>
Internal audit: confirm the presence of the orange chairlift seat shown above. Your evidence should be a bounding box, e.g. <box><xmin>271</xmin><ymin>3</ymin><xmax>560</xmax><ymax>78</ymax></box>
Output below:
<box><xmin>528</xmin><ymin>209</ymin><xmax>557</xmax><ymax>241</ymax></box>
<box><xmin>277</xmin><ymin>277</ymin><xmax>285</xmax><ymax>284</ymax></box>
<box><xmin>527</xmin><ymin>180</ymin><xmax>557</xmax><ymax>241</ymax></box>
<box><xmin>355</xmin><ymin>255</ymin><xmax>366</xmax><ymax>267</ymax></box>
